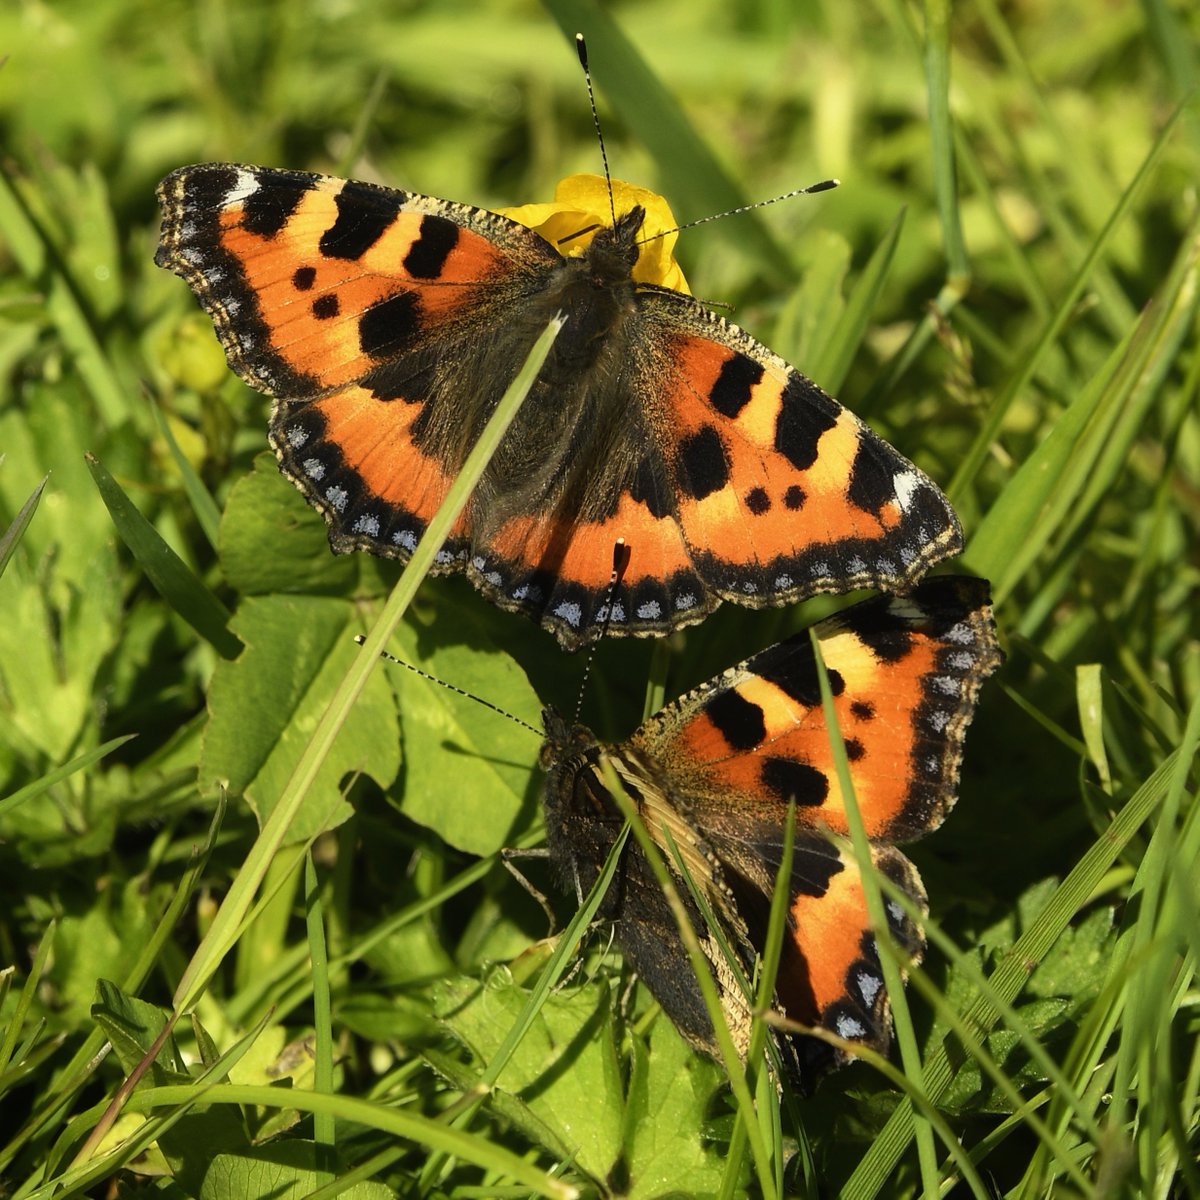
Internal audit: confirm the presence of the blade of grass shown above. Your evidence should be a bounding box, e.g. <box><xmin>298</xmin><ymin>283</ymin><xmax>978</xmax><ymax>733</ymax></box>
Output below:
<box><xmin>0</xmin><ymin>923</ymin><xmax>56</xmax><ymax>1081</ymax></box>
<box><xmin>954</xmin><ymin>129</ymin><xmax>1052</xmax><ymax>321</ymax></box>
<box><xmin>962</xmin><ymin>317</ymin><xmax>1130</xmax><ymax>599</ymax></box>
<box><xmin>843</xmin><ymin>742</ymin><xmax>1181</xmax><ymax>1194</ymax></box>
<box><xmin>1144</xmin><ymin>0</ymin><xmax>1200</xmax><ymax>100</ymax></box>
<box><xmin>1107</xmin><ymin>691</ymin><xmax>1200</xmax><ymax>1157</ymax></box>
<box><xmin>223</xmin><ymin>835</ymin><xmax>532</xmax><ymax>1028</ymax></box>
<box><xmin>303</xmin><ymin>854</ymin><xmax>335</xmax><ymax>1154</ymax></box>
<box><xmin>967</xmin><ymin>0</ymin><xmax>1140</xmax><ymax>341</ymax></box>
<box><xmin>171</xmin><ymin>316</ymin><xmax>563</xmax><ymax>1016</ymax></box>
<box><xmin>86</xmin><ymin>454</ymin><xmax>241</xmax><ymax>659</ymax></box>
<box><xmin>0</xmin><ymin>167</ymin><xmax>127</xmax><ymax>428</ymax></box>
<box><xmin>335</xmin><ymin>67</ymin><xmax>391</xmax><ymax>177</ymax></box>
<box><xmin>481</xmin><ymin>828</ymin><xmax>628</xmax><ymax>1089</ymax></box>
<box><xmin>808</xmin><ymin>627</ymin><xmax>940</xmax><ymax>1197</ymax></box>
<box><xmin>0</xmin><ymin>473</ymin><xmax>48</xmax><ymax>578</ymax></box>
<box><xmin>148</xmin><ymin>398</ymin><xmax>221</xmax><ymax>550</ymax></box>
<box><xmin>893</xmin><ymin>911</ymin><xmax>1098</xmax><ymax>1190</ymax></box>
<box><xmin>660</xmin><ymin>812</ymin><xmax>788</xmax><ymax>1198</ymax></box>
<box><xmin>598</xmin><ymin>760</ymin><xmax>779</xmax><ymax>1200</ymax></box>
<box><xmin>856</xmin><ymin>0</ymin><xmax>971</xmax><ymax>413</ymax></box>
<box><xmin>924</xmin><ymin>0</ymin><xmax>968</xmax><ymax>289</ymax></box>
<box><xmin>861</xmin><ymin>281</ymin><xmax>967</xmax><ymax>414</ymax></box>
<box><xmin>1055</xmin><ymin>222</ymin><xmax>1200</xmax><ymax>549</ymax></box>
<box><xmin>965</xmin><ymin>216</ymin><xmax>1200</xmax><ymax>602</ymax></box>
<box><xmin>104</xmin><ymin>1084</ymin><xmax>578</xmax><ymax>1200</ymax></box>
<box><xmin>741</xmin><ymin>808</ymin><xmax>794</xmax><ymax>1200</ymax></box>
<box><xmin>946</xmin><ymin>98</ymin><xmax>1187</xmax><ymax>503</ymax></box>
<box><xmin>0</xmin><ymin>796</ymin><xmax>227</xmax><ymax>1178</ymax></box>
<box><xmin>973</xmin><ymin>0</ymin><xmax>1140</xmax><ymax>261</ymax></box>
<box><xmin>807</xmin><ymin>208</ymin><xmax>906</xmax><ymax>396</ymax></box>
<box><xmin>0</xmin><ymin>735</ymin><xmax>136</xmax><ymax>821</ymax></box>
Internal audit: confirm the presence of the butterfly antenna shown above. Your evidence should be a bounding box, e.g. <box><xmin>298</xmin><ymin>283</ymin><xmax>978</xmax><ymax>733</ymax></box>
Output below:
<box><xmin>575</xmin><ymin>33</ymin><xmax>618</xmax><ymax>229</ymax></box>
<box><xmin>638</xmin><ymin>178</ymin><xmax>840</xmax><ymax>245</ymax></box>
<box><xmin>354</xmin><ymin>636</ymin><xmax>542</xmax><ymax>737</ymax></box>
<box><xmin>572</xmin><ymin>538</ymin><xmax>632</xmax><ymax>724</ymax></box>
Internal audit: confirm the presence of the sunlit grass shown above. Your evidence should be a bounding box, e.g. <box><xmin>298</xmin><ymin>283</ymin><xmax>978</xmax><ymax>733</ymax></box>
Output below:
<box><xmin>0</xmin><ymin>1</ymin><xmax>1196</xmax><ymax>1196</ymax></box>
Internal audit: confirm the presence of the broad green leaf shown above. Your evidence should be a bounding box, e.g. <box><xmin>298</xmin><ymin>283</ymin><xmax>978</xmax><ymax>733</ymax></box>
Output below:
<box><xmin>219</xmin><ymin>456</ymin><xmax>358</xmax><ymax>597</ymax></box>
<box><xmin>91</xmin><ymin>980</ymin><xmax>187</xmax><ymax>1078</ymax></box>
<box><xmin>437</xmin><ymin>973</ymin><xmax>624</xmax><ymax>1182</ymax></box>
<box><xmin>622</xmin><ymin>1016</ymin><xmax>725</xmax><ymax>1199</ymax></box>
<box><xmin>390</xmin><ymin>605</ymin><xmax>542</xmax><ymax>856</ymax></box>
<box><xmin>201</xmin><ymin>594</ymin><xmax>400</xmax><ymax>842</ymax></box>
<box><xmin>199</xmin><ymin>1144</ymin><xmax>396</xmax><ymax>1200</ymax></box>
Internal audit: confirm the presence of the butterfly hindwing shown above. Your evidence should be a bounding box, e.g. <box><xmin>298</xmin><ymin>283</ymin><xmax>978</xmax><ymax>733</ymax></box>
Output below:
<box><xmin>541</xmin><ymin>576</ymin><xmax>1002</xmax><ymax>1086</ymax></box>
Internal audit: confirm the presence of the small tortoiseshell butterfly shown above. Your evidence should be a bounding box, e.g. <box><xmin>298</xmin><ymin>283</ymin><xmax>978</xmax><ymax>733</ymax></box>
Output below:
<box><xmin>540</xmin><ymin>575</ymin><xmax>1001</xmax><ymax>1085</ymax></box>
<box><xmin>155</xmin><ymin>166</ymin><xmax>963</xmax><ymax>649</ymax></box>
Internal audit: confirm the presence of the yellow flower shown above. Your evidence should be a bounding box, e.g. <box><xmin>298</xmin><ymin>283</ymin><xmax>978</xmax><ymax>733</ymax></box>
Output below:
<box><xmin>499</xmin><ymin>174</ymin><xmax>690</xmax><ymax>294</ymax></box>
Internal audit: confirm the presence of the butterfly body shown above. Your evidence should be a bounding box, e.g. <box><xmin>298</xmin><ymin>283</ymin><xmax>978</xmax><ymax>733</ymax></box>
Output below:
<box><xmin>539</xmin><ymin>576</ymin><xmax>1002</xmax><ymax>1086</ymax></box>
<box><xmin>541</xmin><ymin>707</ymin><xmax>752</xmax><ymax>1066</ymax></box>
<box><xmin>157</xmin><ymin>165</ymin><xmax>963</xmax><ymax>648</ymax></box>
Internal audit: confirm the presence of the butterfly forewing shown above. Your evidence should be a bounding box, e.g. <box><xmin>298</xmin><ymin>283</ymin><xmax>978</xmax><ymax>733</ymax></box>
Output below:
<box><xmin>635</xmin><ymin>575</ymin><xmax>1001</xmax><ymax>843</ymax></box>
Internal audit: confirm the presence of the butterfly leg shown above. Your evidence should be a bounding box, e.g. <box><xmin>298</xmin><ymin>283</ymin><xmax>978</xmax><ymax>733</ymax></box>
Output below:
<box><xmin>500</xmin><ymin>846</ymin><xmax>558</xmax><ymax>936</ymax></box>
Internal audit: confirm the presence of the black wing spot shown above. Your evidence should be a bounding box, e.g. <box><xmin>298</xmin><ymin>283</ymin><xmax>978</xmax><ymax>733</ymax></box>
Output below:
<box><xmin>312</xmin><ymin>294</ymin><xmax>340</xmax><ymax>320</ymax></box>
<box><xmin>292</xmin><ymin>266</ymin><xmax>317</xmax><ymax>290</ymax></box>
<box><xmin>774</xmin><ymin>375</ymin><xmax>839</xmax><ymax>471</ymax></box>
<box><xmin>359</xmin><ymin>291</ymin><xmax>420</xmax><ymax>359</ymax></box>
<box><xmin>756</xmin><ymin>656</ymin><xmax>844</xmax><ymax>707</ymax></box>
<box><xmin>709</xmin><ymin>354</ymin><xmax>764</xmax><ymax>417</ymax></box>
<box><xmin>320</xmin><ymin>184</ymin><xmax>403</xmax><ymax>260</ymax></box>
<box><xmin>761</xmin><ymin>756</ymin><xmax>829</xmax><ymax>806</ymax></box>
<box><xmin>677</xmin><ymin>425</ymin><xmax>729</xmax><ymax>500</ymax></box>
<box><xmin>704</xmin><ymin>689</ymin><xmax>766</xmax><ymax>751</ymax></box>
<box><xmin>241</xmin><ymin>179</ymin><xmax>307</xmax><ymax>238</ymax></box>
<box><xmin>784</xmin><ymin>484</ymin><xmax>806</xmax><ymax>510</ymax></box>
<box><xmin>847</xmin><ymin>442</ymin><xmax>896</xmax><ymax>515</ymax></box>
<box><xmin>790</xmin><ymin>839</ymin><xmax>846</xmax><ymax>898</ymax></box>
<box><xmin>403</xmin><ymin>215</ymin><xmax>460</xmax><ymax>279</ymax></box>
<box><xmin>855</xmin><ymin>622</ymin><xmax>914</xmax><ymax>664</ymax></box>
<box><xmin>850</xmin><ymin>700</ymin><xmax>876</xmax><ymax>720</ymax></box>
<box><xmin>746</xmin><ymin>487</ymin><xmax>770</xmax><ymax>515</ymax></box>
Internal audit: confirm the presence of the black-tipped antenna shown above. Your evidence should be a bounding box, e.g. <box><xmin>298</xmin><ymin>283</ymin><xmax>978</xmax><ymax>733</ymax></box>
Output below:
<box><xmin>575</xmin><ymin>33</ymin><xmax>617</xmax><ymax>229</ymax></box>
<box><xmin>572</xmin><ymin>538</ymin><xmax>632</xmax><ymax>724</ymax></box>
<box><xmin>354</xmin><ymin>636</ymin><xmax>542</xmax><ymax>737</ymax></box>
<box><xmin>638</xmin><ymin>178</ymin><xmax>840</xmax><ymax>245</ymax></box>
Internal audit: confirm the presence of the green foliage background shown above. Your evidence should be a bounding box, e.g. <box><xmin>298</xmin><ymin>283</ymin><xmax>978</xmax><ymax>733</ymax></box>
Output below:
<box><xmin>0</xmin><ymin>1</ymin><xmax>1197</xmax><ymax>1197</ymax></box>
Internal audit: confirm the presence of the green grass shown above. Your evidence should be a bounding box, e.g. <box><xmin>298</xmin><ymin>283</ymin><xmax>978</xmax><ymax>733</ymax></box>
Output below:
<box><xmin>1</xmin><ymin>1</ymin><xmax>1198</xmax><ymax>1196</ymax></box>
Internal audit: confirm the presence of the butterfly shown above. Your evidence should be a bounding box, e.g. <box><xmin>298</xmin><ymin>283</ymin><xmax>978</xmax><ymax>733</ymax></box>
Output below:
<box><xmin>538</xmin><ymin>574</ymin><xmax>1001</xmax><ymax>1085</ymax></box>
<box><xmin>155</xmin><ymin>166</ymin><xmax>962</xmax><ymax>649</ymax></box>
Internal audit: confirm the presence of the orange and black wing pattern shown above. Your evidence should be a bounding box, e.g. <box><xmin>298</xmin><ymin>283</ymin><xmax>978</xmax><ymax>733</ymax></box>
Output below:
<box><xmin>542</xmin><ymin>575</ymin><xmax>1001</xmax><ymax>1086</ymax></box>
<box><xmin>156</xmin><ymin>163</ymin><xmax>558</xmax><ymax>570</ymax></box>
<box><xmin>633</xmin><ymin>294</ymin><xmax>962</xmax><ymax>607</ymax></box>
<box><xmin>157</xmin><ymin>165</ymin><xmax>962</xmax><ymax>647</ymax></box>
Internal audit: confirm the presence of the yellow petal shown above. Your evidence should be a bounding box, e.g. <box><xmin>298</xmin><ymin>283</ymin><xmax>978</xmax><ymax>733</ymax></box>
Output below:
<box><xmin>497</xmin><ymin>173</ymin><xmax>690</xmax><ymax>294</ymax></box>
